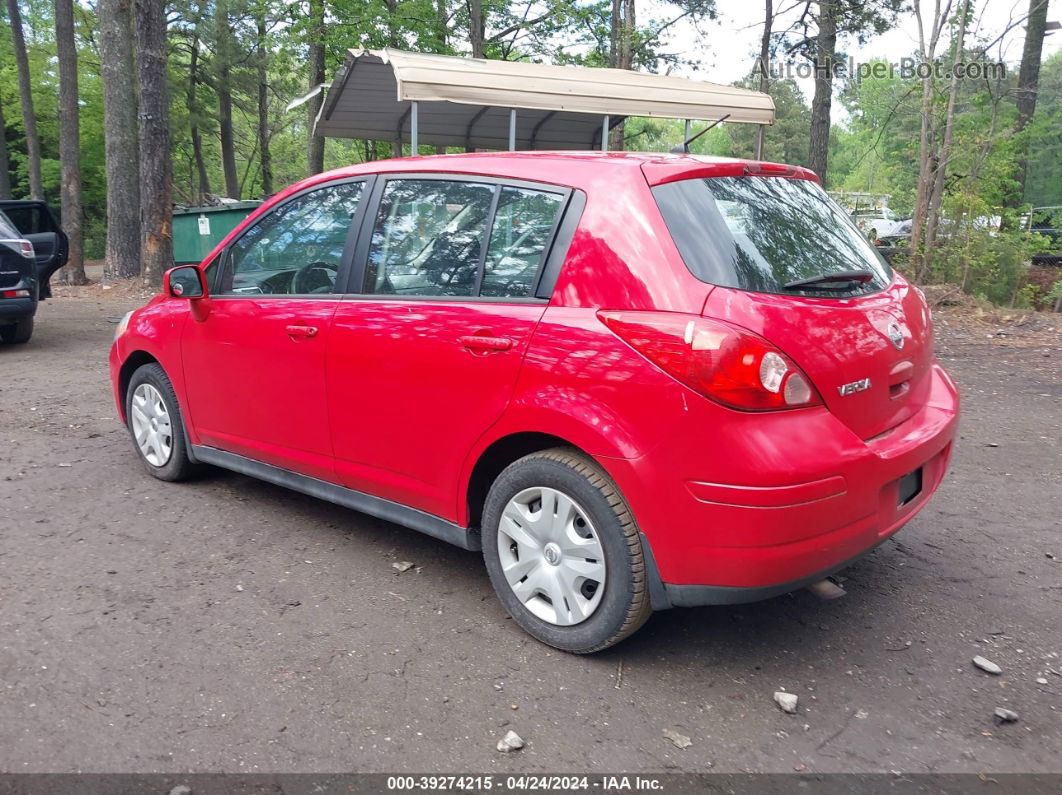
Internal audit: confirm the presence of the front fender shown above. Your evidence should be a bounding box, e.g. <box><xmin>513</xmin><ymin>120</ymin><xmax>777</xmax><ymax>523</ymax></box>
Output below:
<box><xmin>109</xmin><ymin>298</ymin><xmax>191</xmax><ymax>430</ymax></box>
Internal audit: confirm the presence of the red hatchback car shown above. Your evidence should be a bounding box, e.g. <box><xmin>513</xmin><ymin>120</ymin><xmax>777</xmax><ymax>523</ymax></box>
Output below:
<box><xmin>109</xmin><ymin>153</ymin><xmax>958</xmax><ymax>653</ymax></box>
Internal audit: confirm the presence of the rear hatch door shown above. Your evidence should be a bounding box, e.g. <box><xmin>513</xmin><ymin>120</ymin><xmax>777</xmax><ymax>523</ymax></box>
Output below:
<box><xmin>703</xmin><ymin>281</ymin><xmax>933</xmax><ymax>440</ymax></box>
<box><xmin>651</xmin><ymin>170</ymin><xmax>933</xmax><ymax>440</ymax></box>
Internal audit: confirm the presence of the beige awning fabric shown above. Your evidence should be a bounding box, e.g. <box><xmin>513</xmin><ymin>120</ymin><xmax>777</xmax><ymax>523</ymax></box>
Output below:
<box><xmin>315</xmin><ymin>49</ymin><xmax>775</xmax><ymax>151</ymax></box>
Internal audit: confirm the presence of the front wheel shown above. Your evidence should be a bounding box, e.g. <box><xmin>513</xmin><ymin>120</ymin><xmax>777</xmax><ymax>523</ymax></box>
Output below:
<box><xmin>125</xmin><ymin>363</ymin><xmax>199</xmax><ymax>482</ymax></box>
<box><xmin>482</xmin><ymin>448</ymin><xmax>652</xmax><ymax>653</ymax></box>
<box><xmin>0</xmin><ymin>316</ymin><xmax>34</xmax><ymax>344</ymax></box>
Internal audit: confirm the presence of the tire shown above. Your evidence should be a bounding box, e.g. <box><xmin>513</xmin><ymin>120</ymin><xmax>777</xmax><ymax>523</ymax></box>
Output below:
<box><xmin>482</xmin><ymin>448</ymin><xmax>653</xmax><ymax>653</ymax></box>
<box><xmin>0</xmin><ymin>316</ymin><xmax>34</xmax><ymax>344</ymax></box>
<box><xmin>125</xmin><ymin>363</ymin><xmax>199</xmax><ymax>482</ymax></box>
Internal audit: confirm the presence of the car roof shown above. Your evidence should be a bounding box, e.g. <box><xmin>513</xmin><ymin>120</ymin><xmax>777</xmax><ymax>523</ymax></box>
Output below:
<box><xmin>293</xmin><ymin>151</ymin><xmax>818</xmax><ymax>195</ymax></box>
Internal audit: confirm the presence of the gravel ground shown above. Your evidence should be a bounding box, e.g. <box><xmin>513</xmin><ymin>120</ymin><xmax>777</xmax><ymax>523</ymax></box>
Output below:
<box><xmin>0</xmin><ymin>285</ymin><xmax>1059</xmax><ymax>774</ymax></box>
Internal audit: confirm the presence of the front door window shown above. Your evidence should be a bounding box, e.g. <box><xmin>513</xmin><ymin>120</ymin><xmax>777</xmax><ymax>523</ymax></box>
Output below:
<box><xmin>221</xmin><ymin>181</ymin><xmax>364</xmax><ymax>295</ymax></box>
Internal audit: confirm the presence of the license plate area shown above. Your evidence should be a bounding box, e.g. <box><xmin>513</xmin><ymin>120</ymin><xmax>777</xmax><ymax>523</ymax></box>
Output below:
<box><xmin>898</xmin><ymin>467</ymin><xmax>923</xmax><ymax>507</ymax></box>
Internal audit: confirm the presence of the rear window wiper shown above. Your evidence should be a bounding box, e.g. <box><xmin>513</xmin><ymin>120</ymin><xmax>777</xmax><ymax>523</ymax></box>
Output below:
<box><xmin>783</xmin><ymin>270</ymin><xmax>875</xmax><ymax>290</ymax></box>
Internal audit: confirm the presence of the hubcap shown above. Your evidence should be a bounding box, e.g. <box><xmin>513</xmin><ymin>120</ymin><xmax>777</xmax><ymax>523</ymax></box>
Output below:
<box><xmin>497</xmin><ymin>487</ymin><xmax>606</xmax><ymax>626</ymax></box>
<box><xmin>130</xmin><ymin>383</ymin><xmax>173</xmax><ymax>467</ymax></box>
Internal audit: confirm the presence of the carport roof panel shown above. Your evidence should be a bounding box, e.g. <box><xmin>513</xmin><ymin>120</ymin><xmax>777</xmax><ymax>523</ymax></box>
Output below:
<box><xmin>315</xmin><ymin>49</ymin><xmax>775</xmax><ymax>148</ymax></box>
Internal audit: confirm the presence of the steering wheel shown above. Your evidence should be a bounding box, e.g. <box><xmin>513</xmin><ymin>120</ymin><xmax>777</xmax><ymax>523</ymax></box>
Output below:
<box><xmin>292</xmin><ymin>261</ymin><xmax>336</xmax><ymax>294</ymax></box>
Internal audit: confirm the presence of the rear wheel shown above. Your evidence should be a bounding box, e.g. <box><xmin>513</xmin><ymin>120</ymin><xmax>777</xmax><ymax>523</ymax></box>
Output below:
<box><xmin>0</xmin><ymin>316</ymin><xmax>34</xmax><ymax>344</ymax></box>
<box><xmin>125</xmin><ymin>363</ymin><xmax>198</xmax><ymax>481</ymax></box>
<box><xmin>482</xmin><ymin>448</ymin><xmax>652</xmax><ymax>653</ymax></box>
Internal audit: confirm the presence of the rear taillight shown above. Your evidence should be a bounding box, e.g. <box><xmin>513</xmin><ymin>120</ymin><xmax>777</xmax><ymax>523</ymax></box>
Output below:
<box><xmin>597</xmin><ymin>311</ymin><xmax>823</xmax><ymax>411</ymax></box>
<box><xmin>18</xmin><ymin>240</ymin><xmax>34</xmax><ymax>258</ymax></box>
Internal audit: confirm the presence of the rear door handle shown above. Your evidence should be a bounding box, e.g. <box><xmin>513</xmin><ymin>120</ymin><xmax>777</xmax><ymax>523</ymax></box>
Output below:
<box><xmin>460</xmin><ymin>334</ymin><xmax>514</xmax><ymax>352</ymax></box>
<box><xmin>286</xmin><ymin>324</ymin><xmax>318</xmax><ymax>339</ymax></box>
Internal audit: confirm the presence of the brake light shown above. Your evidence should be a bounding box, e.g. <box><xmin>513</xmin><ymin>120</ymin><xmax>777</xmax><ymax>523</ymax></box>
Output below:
<box><xmin>744</xmin><ymin>162</ymin><xmax>795</xmax><ymax>176</ymax></box>
<box><xmin>597</xmin><ymin>311</ymin><xmax>822</xmax><ymax>411</ymax></box>
<box><xmin>18</xmin><ymin>240</ymin><xmax>34</xmax><ymax>258</ymax></box>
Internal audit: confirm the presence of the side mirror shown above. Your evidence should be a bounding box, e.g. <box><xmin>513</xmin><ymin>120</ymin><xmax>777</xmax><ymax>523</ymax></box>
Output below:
<box><xmin>164</xmin><ymin>265</ymin><xmax>206</xmax><ymax>299</ymax></box>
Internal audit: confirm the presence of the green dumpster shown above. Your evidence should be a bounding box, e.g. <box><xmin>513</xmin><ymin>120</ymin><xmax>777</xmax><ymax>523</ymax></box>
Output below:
<box><xmin>172</xmin><ymin>201</ymin><xmax>263</xmax><ymax>264</ymax></box>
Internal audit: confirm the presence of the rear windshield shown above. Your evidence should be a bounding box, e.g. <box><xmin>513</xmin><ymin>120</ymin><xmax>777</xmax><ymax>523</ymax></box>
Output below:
<box><xmin>653</xmin><ymin>176</ymin><xmax>893</xmax><ymax>297</ymax></box>
<box><xmin>0</xmin><ymin>212</ymin><xmax>20</xmax><ymax>240</ymax></box>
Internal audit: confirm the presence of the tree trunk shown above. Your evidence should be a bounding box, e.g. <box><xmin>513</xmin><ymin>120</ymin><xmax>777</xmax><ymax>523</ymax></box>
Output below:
<box><xmin>135</xmin><ymin>0</ymin><xmax>173</xmax><ymax>286</ymax></box>
<box><xmin>754</xmin><ymin>0</ymin><xmax>773</xmax><ymax>160</ymax></box>
<box><xmin>1016</xmin><ymin>0</ymin><xmax>1049</xmax><ymax>130</ymax></box>
<box><xmin>909</xmin><ymin>0</ymin><xmax>953</xmax><ymax>273</ymax></box>
<box><xmin>187</xmin><ymin>40</ymin><xmax>211</xmax><ymax>202</ymax></box>
<box><xmin>215</xmin><ymin>0</ymin><xmax>240</xmax><ymax>198</ymax></box>
<box><xmin>1013</xmin><ymin>0</ymin><xmax>1050</xmax><ymax>201</ymax></box>
<box><xmin>0</xmin><ymin>100</ymin><xmax>12</xmax><ymax>199</ymax></box>
<box><xmin>257</xmin><ymin>13</ymin><xmax>273</xmax><ymax>196</ymax></box>
<box><xmin>55</xmin><ymin>0</ymin><xmax>87</xmax><ymax>284</ymax></box>
<box><xmin>435</xmin><ymin>0</ymin><xmax>448</xmax><ymax>51</ymax></box>
<box><xmin>307</xmin><ymin>0</ymin><xmax>326</xmax><ymax>174</ymax></box>
<box><xmin>7</xmin><ymin>0</ymin><xmax>43</xmax><ymax>199</ymax></box>
<box><xmin>607</xmin><ymin>0</ymin><xmax>634</xmax><ymax>150</ymax></box>
<box><xmin>909</xmin><ymin>76</ymin><xmax>935</xmax><ymax>274</ymax></box>
<box><xmin>924</xmin><ymin>0</ymin><xmax>970</xmax><ymax>258</ymax></box>
<box><xmin>468</xmin><ymin>0</ymin><xmax>485</xmax><ymax>58</ymax></box>
<box><xmin>99</xmin><ymin>0</ymin><xmax>141</xmax><ymax>279</ymax></box>
<box><xmin>808</xmin><ymin>0</ymin><xmax>837</xmax><ymax>183</ymax></box>
<box><xmin>608</xmin><ymin>0</ymin><xmax>620</xmax><ymax>67</ymax></box>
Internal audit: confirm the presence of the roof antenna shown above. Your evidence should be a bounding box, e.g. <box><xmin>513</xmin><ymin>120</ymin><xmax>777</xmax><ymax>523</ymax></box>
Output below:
<box><xmin>671</xmin><ymin>114</ymin><xmax>730</xmax><ymax>154</ymax></box>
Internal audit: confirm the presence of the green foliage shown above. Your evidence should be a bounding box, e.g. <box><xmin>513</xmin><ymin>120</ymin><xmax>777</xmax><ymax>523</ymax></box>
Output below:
<box><xmin>0</xmin><ymin>0</ymin><xmax>1058</xmax><ymax>308</ymax></box>
<box><xmin>922</xmin><ymin>194</ymin><xmax>1043</xmax><ymax>306</ymax></box>
<box><xmin>1045</xmin><ymin>278</ymin><xmax>1062</xmax><ymax>305</ymax></box>
<box><xmin>1023</xmin><ymin>51</ymin><xmax>1062</xmax><ymax>208</ymax></box>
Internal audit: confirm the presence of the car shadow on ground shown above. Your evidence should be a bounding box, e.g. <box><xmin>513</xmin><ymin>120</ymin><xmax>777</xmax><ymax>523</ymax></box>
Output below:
<box><xmin>192</xmin><ymin>464</ymin><xmax>909</xmax><ymax>671</ymax></box>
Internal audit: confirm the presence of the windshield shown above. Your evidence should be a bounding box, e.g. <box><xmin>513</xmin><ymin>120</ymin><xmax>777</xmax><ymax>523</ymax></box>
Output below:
<box><xmin>653</xmin><ymin>176</ymin><xmax>893</xmax><ymax>298</ymax></box>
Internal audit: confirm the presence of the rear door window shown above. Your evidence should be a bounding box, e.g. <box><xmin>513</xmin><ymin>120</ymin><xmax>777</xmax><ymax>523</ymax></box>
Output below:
<box><xmin>363</xmin><ymin>178</ymin><xmax>566</xmax><ymax>299</ymax></box>
<box><xmin>481</xmin><ymin>186</ymin><xmax>564</xmax><ymax>298</ymax></box>
<box><xmin>2</xmin><ymin>204</ymin><xmax>55</xmax><ymax>235</ymax></box>
<box><xmin>366</xmin><ymin>179</ymin><xmax>495</xmax><ymax>297</ymax></box>
<box><xmin>653</xmin><ymin>176</ymin><xmax>892</xmax><ymax>297</ymax></box>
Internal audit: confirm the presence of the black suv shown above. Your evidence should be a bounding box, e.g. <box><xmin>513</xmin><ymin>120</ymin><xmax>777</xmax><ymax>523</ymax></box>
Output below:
<box><xmin>0</xmin><ymin>200</ymin><xmax>68</xmax><ymax>344</ymax></box>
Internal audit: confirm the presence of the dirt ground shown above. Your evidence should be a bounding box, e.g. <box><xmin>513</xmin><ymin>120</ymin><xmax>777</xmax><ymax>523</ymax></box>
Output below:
<box><xmin>0</xmin><ymin>281</ymin><xmax>1059</xmax><ymax>774</ymax></box>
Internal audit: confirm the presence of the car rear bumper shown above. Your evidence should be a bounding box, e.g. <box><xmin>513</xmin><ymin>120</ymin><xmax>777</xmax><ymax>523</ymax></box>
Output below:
<box><xmin>605</xmin><ymin>361</ymin><xmax>959</xmax><ymax>605</ymax></box>
<box><xmin>0</xmin><ymin>296</ymin><xmax>36</xmax><ymax>321</ymax></box>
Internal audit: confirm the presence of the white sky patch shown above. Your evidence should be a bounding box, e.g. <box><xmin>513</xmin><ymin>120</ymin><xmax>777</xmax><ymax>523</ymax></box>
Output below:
<box><xmin>651</xmin><ymin>0</ymin><xmax>1061</xmax><ymax>121</ymax></box>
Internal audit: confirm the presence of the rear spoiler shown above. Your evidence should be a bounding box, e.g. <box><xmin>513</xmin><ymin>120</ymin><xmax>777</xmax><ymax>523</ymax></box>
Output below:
<box><xmin>640</xmin><ymin>160</ymin><xmax>820</xmax><ymax>187</ymax></box>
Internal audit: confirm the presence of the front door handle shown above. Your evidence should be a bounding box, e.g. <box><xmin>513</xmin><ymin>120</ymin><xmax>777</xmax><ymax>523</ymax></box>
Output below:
<box><xmin>286</xmin><ymin>324</ymin><xmax>318</xmax><ymax>339</ymax></box>
<box><xmin>460</xmin><ymin>334</ymin><xmax>514</xmax><ymax>352</ymax></box>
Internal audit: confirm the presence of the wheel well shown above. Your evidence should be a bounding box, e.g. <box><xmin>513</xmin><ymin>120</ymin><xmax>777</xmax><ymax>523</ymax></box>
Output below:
<box><xmin>466</xmin><ymin>432</ymin><xmax>580</xmax><ymax>529</ymax></box>
<box><xmin>117</xmin><ymin>351</ymin><xmax>160</xmax><ymax>419</ymax></box>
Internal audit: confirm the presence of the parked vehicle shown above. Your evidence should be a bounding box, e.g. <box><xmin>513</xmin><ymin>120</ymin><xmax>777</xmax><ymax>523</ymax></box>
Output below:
<box><xmin>875</xmin><ymin>230</ymin><xmax>911</xmax><ymax>263</ymax></box>
<box><xmin>0</xmin><ymin>201</ymin><xmax>68</xmax><ymax>344</ymax></box>
<box><xmin>109</xmin><ymin>153</ymin><xmax>959</xmax><ymax>653</ymax></box>
<box><xmin>851</xmin><ymin>207</ymin><xmax>905</xmax><ymax>241</ymax></box>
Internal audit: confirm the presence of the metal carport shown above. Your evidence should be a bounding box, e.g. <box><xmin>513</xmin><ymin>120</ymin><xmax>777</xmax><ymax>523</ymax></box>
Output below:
<box><xmin>314</xmin><ymin>49</ymin><xmax>775</xmax><ymax>153</ymax></box>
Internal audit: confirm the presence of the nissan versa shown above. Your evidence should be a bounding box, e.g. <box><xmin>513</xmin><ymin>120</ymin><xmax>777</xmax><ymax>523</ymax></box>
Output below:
<box><xmin>109</xmin><ymin>153</ymin><xmax>959</xmax><ymax>653</ymax></box>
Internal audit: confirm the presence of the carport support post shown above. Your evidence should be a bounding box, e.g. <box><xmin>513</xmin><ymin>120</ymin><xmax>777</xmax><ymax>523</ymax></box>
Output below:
<box><xmin>509</xmin><ymin>109</ymin><xmax>516</xmax><ymax>151</ymax></box>
<box><xmin>684</xmin><ymin>119</ymin><xmax>692</xmax><ymax>142</ymax></box>
<box><xmin>601</xmin><ymin>115</ymin><xmax>610</xmax><ymax>152</ymax></box>
<box><xmin>410</xmin><ymin>101</ymin><xmax>419</xmax><ymax>153</ymax></box>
